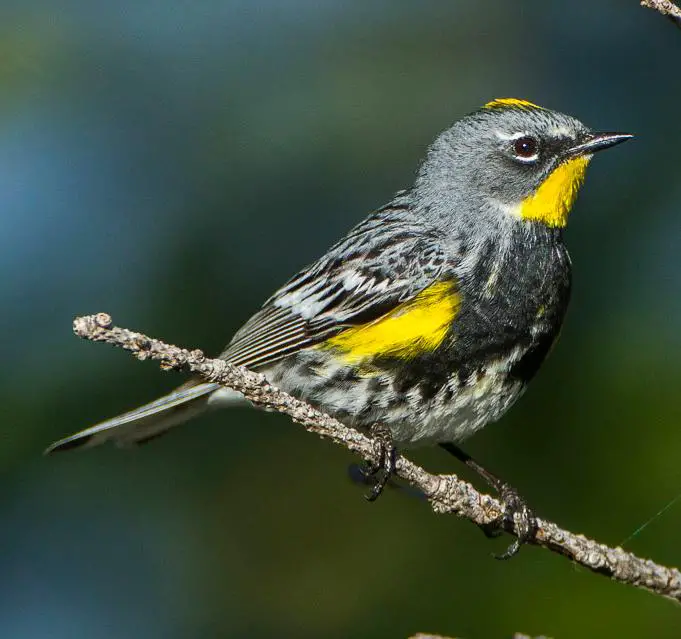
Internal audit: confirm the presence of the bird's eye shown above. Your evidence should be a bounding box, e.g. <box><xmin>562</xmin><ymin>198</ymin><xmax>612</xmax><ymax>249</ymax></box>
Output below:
<box><xmin>512</xmin><ymin>135</ymin><xmax>539</xmax><ymax>160</ymax></box>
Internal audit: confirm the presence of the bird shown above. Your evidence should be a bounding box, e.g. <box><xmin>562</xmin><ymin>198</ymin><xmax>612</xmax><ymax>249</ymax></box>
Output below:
<box><xmin>47</xmin><ymin>98</ymin><xmax>631</xmax><ymax>554</ymax></box>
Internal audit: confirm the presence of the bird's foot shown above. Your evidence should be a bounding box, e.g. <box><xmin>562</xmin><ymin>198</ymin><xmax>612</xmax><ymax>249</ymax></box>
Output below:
<box><xmin>361</xmin><ymin>423</ymin><xmax>397</xmax><ymax>502</ymax></box>
<box><xmin>439</xmin><ymin>442</ymin><xmax>537</xmax><ymax>559</ymax></box>
<box><xmin>487</xmin><ymin>481</ymin><xmax>537</xmax><ymax>560</ymax></box>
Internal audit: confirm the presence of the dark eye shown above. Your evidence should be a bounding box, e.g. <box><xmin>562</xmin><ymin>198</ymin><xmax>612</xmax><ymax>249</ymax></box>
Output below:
<box><xmin>513</xmin><ymin>135</ymin><xmax>539</xmax><ymax>160</ymax></box>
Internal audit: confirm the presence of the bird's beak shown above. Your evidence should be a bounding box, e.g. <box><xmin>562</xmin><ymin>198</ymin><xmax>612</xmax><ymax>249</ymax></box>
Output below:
<box><xmin>566</xmin><ymin>132</ymin><xmax>634</xmax><ymax>158</ymax></box>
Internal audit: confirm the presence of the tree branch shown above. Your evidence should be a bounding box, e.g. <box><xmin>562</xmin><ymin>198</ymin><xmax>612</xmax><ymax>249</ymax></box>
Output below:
<box><xmin>71</xmin><ymin>313</ymin><xmax>681</xmax><ymax>604</ymax></box>
<box><xmin>408</xmin><ymin>635</ymin><xmax>548</xmax><ymax>639</ymax></box>
<box><xmin>641</xmin><ymin>0</ymin><xmax>681</xmax><ymax>28</ymax></box>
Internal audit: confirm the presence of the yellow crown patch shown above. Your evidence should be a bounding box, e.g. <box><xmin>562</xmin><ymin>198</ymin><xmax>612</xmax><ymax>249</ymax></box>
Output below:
<box><xmin>484</xmin><ymin>98</ymin><xmax>544</xmax><ymax>111</ymax></box>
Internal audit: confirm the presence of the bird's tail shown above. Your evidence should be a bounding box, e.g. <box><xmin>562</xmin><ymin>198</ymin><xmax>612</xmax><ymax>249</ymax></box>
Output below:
<box><xmin>45</xmin><ymin>381</ymin><xmax>231</xmax><ymax>453</ymax></box>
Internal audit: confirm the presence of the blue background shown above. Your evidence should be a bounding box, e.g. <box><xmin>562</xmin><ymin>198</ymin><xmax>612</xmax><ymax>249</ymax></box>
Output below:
<box><xmin>2</xmin><ymin>1</ymin><xmax>681</xmax><ymax>637</ymax></box>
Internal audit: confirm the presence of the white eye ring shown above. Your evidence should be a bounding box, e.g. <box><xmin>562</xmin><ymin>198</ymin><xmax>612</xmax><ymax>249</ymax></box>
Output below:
<box><xmin>511</xmin><ymin>134</ymin><xmax>540</xmax><ymax>163</ymax></box>
<box><xmin>497</xmin><ymin>131</ymin><xmax>540</xmax><ymax>163</ymax></box>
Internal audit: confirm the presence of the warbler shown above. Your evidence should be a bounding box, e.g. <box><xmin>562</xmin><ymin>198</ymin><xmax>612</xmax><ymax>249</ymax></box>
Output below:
<box><xmin>48</xmin><ymin>98</ymin><xmax>631</xmax><ymax>552</ymax></box>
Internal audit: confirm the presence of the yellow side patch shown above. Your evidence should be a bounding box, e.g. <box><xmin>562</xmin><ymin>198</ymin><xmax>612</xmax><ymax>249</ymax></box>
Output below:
<box><xmin>321</xmin><ymin>281</ymin><xmax>460</xmax><ymax>366</ymax></box>
<box><xmin>484</xmin><ymin>97</ymin><xmax>543</xmax><ymax>110</ymax></box>
<box><xmin>519</xmin><ymin>156</ymin><xmax>590</xmax><ymax>228</ymax></box>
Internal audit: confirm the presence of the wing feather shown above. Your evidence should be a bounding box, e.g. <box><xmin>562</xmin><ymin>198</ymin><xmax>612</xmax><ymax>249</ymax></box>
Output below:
<box><xmin>222</xmin><ymin>203</ymin><xmax>448</xmax><ymax>370</ymax></box>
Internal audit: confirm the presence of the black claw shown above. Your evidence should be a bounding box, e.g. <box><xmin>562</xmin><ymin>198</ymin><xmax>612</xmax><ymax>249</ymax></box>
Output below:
<box><xmin>348</xmin><ymin>464</ymin><xmax>425</xmax><ymax>500</ymax></box>
<box><xmin>494</xmin><ymin>539</ymin><xmax>521</xmax><ymax>561</ymax></box>
<box><xmin>361</xmin><ymin>424</ymin><xmax>397</xmax><ymax>502</ymax></box>
<box><xmin>439</xmin><ymin>443</ymin><xmax>538</xmax><ymax>558</ymax></box>
<box><xmin>365</xmin><ymin>471</ymin><xmax>389</xmax><ymax>502</ymax></box>
<box><xmin>492</xmin><ymin>482</ymin><xmax>537</xmax><ymax>560</ymax></box>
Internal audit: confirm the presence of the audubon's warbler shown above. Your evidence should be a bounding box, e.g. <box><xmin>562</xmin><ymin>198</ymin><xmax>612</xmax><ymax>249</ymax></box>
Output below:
<box><xmin>48</xmin><ymin>98</ymin><xmax>631</xmax><ymax>553</ymax></box>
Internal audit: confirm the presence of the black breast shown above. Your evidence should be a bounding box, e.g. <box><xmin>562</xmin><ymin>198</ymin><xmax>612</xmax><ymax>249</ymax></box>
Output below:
<box><xmin>389</xmin><ymin>224</ymin><xmax>572</xmax><ymax>397</ymax></box>
<box><xmin>451</xmin><ymin>224</ymin><xmax>572</xmax><ymax>382</ymax></box>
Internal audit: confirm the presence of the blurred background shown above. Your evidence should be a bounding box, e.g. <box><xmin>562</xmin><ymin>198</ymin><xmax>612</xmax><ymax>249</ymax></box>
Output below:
<box><xmin>2</xmin><ymin>1</ymin><xmax>681</xmax><ymax>637</ymax></box>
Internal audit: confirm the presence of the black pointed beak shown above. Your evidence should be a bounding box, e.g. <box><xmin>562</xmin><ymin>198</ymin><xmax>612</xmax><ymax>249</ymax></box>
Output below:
<box><xmin>566</xmin><ymin>132</ymin><xmax>634</xmax><ymax>157</ymax></box>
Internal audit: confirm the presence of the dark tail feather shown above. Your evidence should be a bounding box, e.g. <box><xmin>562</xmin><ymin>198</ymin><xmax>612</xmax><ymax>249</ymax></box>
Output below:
<box><xmin>45</xmin><ymin>382</ymin><xmax>221</xmax><ymax>453</ymax></box>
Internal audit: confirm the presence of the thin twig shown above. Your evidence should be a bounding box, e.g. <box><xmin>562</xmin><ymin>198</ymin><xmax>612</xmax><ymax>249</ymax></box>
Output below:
<box><xmin>71</xmin><ymin>313</ymin><xmax>681</xmax><ymax>604</ymax></box>
<box><xmin>641</xmin><ymin>0</ymin><xmax>681</xmax><ymax>28</ymax></box>
<box><xmin>407</xmin><ymin>635</ymin><xmax>549</xmax><ymax>639</ymax></box>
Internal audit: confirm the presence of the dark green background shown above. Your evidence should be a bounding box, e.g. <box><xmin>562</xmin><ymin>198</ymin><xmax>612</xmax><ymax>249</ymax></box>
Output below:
<box><xmin>2</xmin><ymin>1</ymin><xmax>681</xmax><ymax>637</ymax></box>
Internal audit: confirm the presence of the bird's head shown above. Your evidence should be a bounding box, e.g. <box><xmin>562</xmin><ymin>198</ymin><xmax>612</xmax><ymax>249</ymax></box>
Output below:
<box><xmin>416</xmin><ymin>98</ymin><xmax>632</xmax><ymax>229</ymax></box>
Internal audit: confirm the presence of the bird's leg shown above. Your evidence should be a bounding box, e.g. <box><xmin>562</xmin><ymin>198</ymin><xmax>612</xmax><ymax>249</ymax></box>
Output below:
<box><xmin>361</xmin><ymin>423</ymin><xmax>397</xmax><ymax>502</ymax></box>
<box><xmin>439</xmin><ymin>442</ymin><xmax>537</xmax><ymax>559</ymax></box>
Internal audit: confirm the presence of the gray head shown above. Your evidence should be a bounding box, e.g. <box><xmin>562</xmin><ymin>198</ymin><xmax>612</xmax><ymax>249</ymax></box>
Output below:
<box><xmin>414</xmin><ymin>98</ymin><xmax>632</xmax><ymax>229</ymax></box>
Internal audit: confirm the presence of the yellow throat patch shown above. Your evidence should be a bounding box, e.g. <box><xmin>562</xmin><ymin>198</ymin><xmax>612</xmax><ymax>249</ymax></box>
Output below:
<box><xmin>519</xmin><ymin>156</ymin><xmax>591</xmax><ymax>228</ymax></box>
<box><xmin>321</xmin><ymin>281</ymin><xmax>460</xmax><ymax>366</ymax></box>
